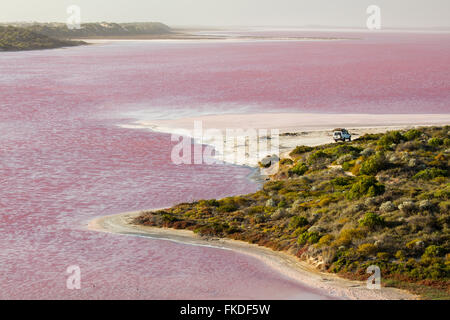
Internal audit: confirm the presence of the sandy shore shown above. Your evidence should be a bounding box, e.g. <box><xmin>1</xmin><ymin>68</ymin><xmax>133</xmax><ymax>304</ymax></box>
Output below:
<box><xmin>88</xmin><ymin>211</ymin><xmax>417</xmax><ymax>300</ymax></box>
<box><xmin>122</xmin><ymin>112</ymin><xmax>450</xmax><ymax>168</ymax></box>
<box><xmin>136</xmin><ymin>112</ymin><xmax>450</xmax><ymax>131</ymax></box>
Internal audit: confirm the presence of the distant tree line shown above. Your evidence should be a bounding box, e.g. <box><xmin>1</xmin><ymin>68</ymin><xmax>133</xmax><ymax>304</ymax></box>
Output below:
<box><xmin>0</xmin><ymin>25</ymin><xmax>84</xmax><ymax>51</ymax></box>
<box><xmin>2</xmin><ymin>22</ymin><xmax>172</xmax><ymax>39</ymax></box>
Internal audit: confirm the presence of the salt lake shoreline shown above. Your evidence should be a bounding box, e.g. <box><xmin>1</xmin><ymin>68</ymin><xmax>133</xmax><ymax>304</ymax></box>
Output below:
<box><xmin>87</xmin><ymin>115</ymin><xmax>450</xmax><ymax>300</ymax></box>
<box><xmin>88</xmin><ymin>211</ymin><xmax>417</xmax><ymax>300</ymax></box>
<box><xmin>123</xmin><ymin>112</ymin><xmax>450</xmax><ymax>171</ymax></box>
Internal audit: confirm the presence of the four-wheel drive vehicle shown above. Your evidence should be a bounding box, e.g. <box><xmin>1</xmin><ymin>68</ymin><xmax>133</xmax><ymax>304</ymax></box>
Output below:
<box><xmin>333</xmin><ymin>128</ymin><xmax>351</xmax><ymax>142</ymax></box>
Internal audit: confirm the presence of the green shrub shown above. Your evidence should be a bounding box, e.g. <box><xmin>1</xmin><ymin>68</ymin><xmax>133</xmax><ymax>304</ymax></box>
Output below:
<box><xmin>263</xmin><ymin>181</ymin><xmax>284</xmax><ymax>191</ymax></box>
<box><xmin>433</xmin><ymin>185</ymin><xmax>450</xmax><ymax>200</ymax></box>
<box><xmin>428</xmin><ymin>137</ymin><xmax>443</xmax><ymax>147</ymax></box>
<box><xmin>298</xmin><ymin>231</ymin><xmax>320</xmax><ymax>245</ymax></box>
<box><xmin>293</xmin><ymin>226</ymin><xmax>309</xmax><ymax>237</ymax></box>
<box><xmin>439</xmin><ymin>201</ymin><xmax>450</xmax><ymax>212</ymax></box>
<box><xmin>277</xmin><ymin>199</ymin><xmax>287</xmax><ymax>208</ymax></box>
<box><xmin>359</xmin><ymin>152</ymin><xmax>387</xmax><ymax>175</ymax></box>
<box><xmin>290</xmin><ymin>162</ymin><xmax>308</xmax><ymax>176</ymax></box>
<box><xmin>318</xmin><ymin>234</ymin><xmax>333</xmax><ymax>246</ymax></box>
<box><xmin>357</xmin><ymin>133</ymin><xmax>380</xmax><ymax>141</ymax></box>
<box><xmin>341</xmin><ymin>160</ymin><xmax>355</xmax><ymax>171</ymax></box>
<box><xmin>395</xmin><ymin>250</ymin><xmax>406</xmax><ymax>261</ymax></box>
<box><xmin>444</xmin><ymin>138</ymin><xmax>450</xmax><ymax>147</ymax></box>
<box><xmin>413</xmin><ymin>168</ymin><xmax>447</xmax><ymax>180</ymax></box>
<box><xmin>308</xmin><ymin>150</ymin><xmax>329</xmax><ymax>164</ymax></box>
<box><xmin>357</xmin><ymin>243</ymin><xmax>377</xmax><ymax>256</ymax></box>
<box><xmin>162</xmin><ymin>214</ymin><xmax>178</xmax><ymax>223</ymax></box>
<box><xmin>247</xmin><ymin>206</ymin><xmax>265</xmax><ymax>214</ymax></box>
<box><xmin>290</xmin><ymin>145</ymin><xmax>313</xmax><ymax>156</ymax></box>
<box><xmin>378</xmin><ymin>131</ymin><xmax>404</xmax><ymax>148</ymax></box>
<box><xmin>289</xmin><ymin>216</ymin><xmax>309</xmax><ymax>229</ymax></box>
<box><xmin>325</xmin><ymin>145</ymin><xmax>362</xmax><ymax>157</ymax></box>
<box><xmin>347</xmin><ymin>176</ymin><xmax>385</xmax><ymax>199</ymax></box>
<box><xmin>331</xmin><ymin>176</ymin><xmax>354</xmax><ymax>186</ymax></box>
<box><xmin>198</xmin><ymin>199</ymin><xmax>220</xmax><ymax>207</ymax></box>
<box><xmin>422</xmin><ymin>245</ymin><xmax>444</xmax><ymax>259</ymax></box>
<box><xmin>218</xmin><ymin>203</ymin><xmax>238</xmax><ymax>213</ymax></box>
<box><xmin>404</xmin><ymin>129</ymin><xmax>422</xmax><ymax>141</ymax></box>
<box><xmin>318</xmin><ymin>197</ymin><xmax>333</xmax><ymax>207</ymax></box>
<box><xmin>333</xmin><ymin>228</ymin><xmax>366</xmax><ymax>246</ymax></box>
<box><xmin>279</xmin><ymin>158</ymin><xmax>293</xmax><ymax>165</ymax></box>
<box><xmin>359</xmin><ymin>212</ymin><xmax>385</xmax><ymax>229</ymax></box>
<box><xmin>377</xmin><ymin>252</ymin><xmax>390</xmax><ymax>261</ymax></box>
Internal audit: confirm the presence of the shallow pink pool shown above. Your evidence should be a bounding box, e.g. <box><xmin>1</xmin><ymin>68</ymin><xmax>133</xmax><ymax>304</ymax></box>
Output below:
<box><xmin>0</xmin><ymin>31</ymin><xmax>449</xmax><ymax>299</ymax></box>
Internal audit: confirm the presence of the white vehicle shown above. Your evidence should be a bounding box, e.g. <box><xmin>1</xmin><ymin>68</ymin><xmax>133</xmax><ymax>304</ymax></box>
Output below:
<box><xmin>333</xmin><ymin>128</ymin><xmax>352</xmax><ymax>142</ymax></box>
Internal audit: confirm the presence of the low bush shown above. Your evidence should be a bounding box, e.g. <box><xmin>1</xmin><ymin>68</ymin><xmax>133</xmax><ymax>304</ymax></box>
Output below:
<box><xmin>413</xmin><ymin>168</ymin><xmax>447</xmax><ymax>180</ymax></box>
<box><xmin>359</xmin><ymin>212</ymin><xmax>385</xmax><ymax>229</ymax></box>
<box><xmin>162</xmin><ymin>214</ymin><xmax>178</xmax><ymax>223</ymax></box>
<box><xmin>444</xmin><ymin>138</ymin><xmax>450</xmax><ymax>147</ymax></box>
<box><xmin>298</xmin><ymin>231</ymin><xmax>321</xmax><ymax>245</ymax></box>
<box><xmin>357</xmin><ymin>243</ymin><xmax>377</xmax><ymax>256</ymax></box>
<box><xmin>335</xmin><ymin>228</ymin><xmax>366</xmax><ymax>246</ymax></box>
<box><xmin>356</xmin><ymin>133</ymin><xmax>380</xmax><ymax>141</ymax></box>
<box><xmin>290</xmin><ymin>145</ymin><xmax>313</xmax><ymax>156</ymax></box>
<box><xmin>331</xmin><ymin>176</ymin><xmax>355</xmax><ymax>187</ymax></box>
<box><xmin>341</xmin><ymin>160</ymin><xmax>355</xmax><ymax>171</ymax></box>
<box><xmin>308</xmin><ymin>150</ymin><xmax>330</xmax><ymax>164</ymax></box>
<box><xmin>428</xmin><ymin>138</ymin><xmax>443</xmax><ymax>147</ymax></box>
<box><xmin>198</xmin><ymin>199</ymin><xmax>220</xmax><ymax>207</ymax></box>
<box><xmin>404</xmin><ymin>129</ymin><xmax>422</xmax><ymax>141</ymax></box>
<box><xmin>359</xmin><ymin>152</ymin><xmax>387</xmax><ymax>175</ymax></box>
<box><xmin>347</xmin><ymin>176</ymin><xmax>385</xmax><ymax>199</ymax></box>
<box><xmin>318</xmin><ymin>234</ymin><xmax>334</xmax><ymax>247</ymax></box>
<box><xmin>279</xmin><ymin>158</ymin><xmax>294</xmax><ymax>165</ymax></box>
<box><xmin>422</xmin><ymin>245</ymin><xmax>444</xmax><ymax>259</ymax></box>
<box><xmin>290</xmin><ymin>162</ymin><xmax>308</xmax><ymax>176</ymax></box>
<box><xmin>218</xmin><ymin>203</ymin><xmax>238</xmax><ymax>213</ymax></box>
<box><xmin>378</xmin><ymin>131</ymin><xmax>404</xmax><ymax>148</ymax></box>
<box><xmin>289</xmin><ymin>216</ymin><xmax>309</xmax><ymax>229</ymax></box>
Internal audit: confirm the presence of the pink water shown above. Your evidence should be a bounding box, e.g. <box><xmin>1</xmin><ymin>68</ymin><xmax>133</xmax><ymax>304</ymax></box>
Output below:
<box><xmin>0</xmin><ymin>31</ymin><xmax>449</xmax><ymax>299</ymax></box>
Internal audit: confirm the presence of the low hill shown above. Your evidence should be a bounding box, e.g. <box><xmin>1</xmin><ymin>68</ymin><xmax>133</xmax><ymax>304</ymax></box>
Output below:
<box><xmin>135</xmin><ymin>126</ymin><xmax>450</xmax><ymax>299</ymax></box>
<box><xmin>6</xmin><ymin>22</ymin><xmax>172</xmax><ymax>39</ymax></box>
<box><xmin>0</xmin><ymin>26</ymin><xmax>84</xmax><ymax>51</ymax></box>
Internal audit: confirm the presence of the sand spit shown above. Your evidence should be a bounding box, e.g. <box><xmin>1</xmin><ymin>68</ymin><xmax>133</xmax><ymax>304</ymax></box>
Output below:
<box><xmin>124</xmin><ymin>112</ymin><xmax>450</xmax><ymax>167</ymax></box>
<box><xmin>88</xmin><ymin>211</ymin><xmax>417</xmax><ymax>300</ymax></box>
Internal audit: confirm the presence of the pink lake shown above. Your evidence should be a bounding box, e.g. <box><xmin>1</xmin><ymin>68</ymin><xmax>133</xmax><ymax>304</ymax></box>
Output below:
<box><xmin>0</xmin><ymin>30</ymin><xmax>449</xmax><ymax>299</ymax></box>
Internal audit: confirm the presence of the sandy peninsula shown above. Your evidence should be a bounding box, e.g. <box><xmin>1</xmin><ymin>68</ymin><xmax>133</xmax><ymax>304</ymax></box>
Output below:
<box><xmin>122</xmin><ymin>112</ymin><xmax>450</xmax><ymax>168</ymax></box>
<box><xmin>89</xmin><ymin>113</ymin><xmax>449</xmax><ymax>300</ymax></box>
<box><xmin>88</xmin><ymin>211</ymin><xmax>417</xmax><ymax>300</ymax></box>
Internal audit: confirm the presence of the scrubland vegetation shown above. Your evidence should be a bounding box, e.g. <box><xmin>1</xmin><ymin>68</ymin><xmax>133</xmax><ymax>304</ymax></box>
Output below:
<box><xmin>0</xmin><ymin>26</ymin><xmax>83</xmax><ymax>51</ymax></box>
<box><xmin>0</xmin><ymin>22</ymin><xmax>171</xmax><ymax>51</ymax></box>
<box><xmin>135</xmin><ymin>126</ymin><xmax>450</xmax><ymax>299</ymax></box>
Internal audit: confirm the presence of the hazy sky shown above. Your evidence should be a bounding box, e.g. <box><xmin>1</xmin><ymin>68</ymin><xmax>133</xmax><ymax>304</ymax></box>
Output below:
<box><xmin>1</xmin><ymin>0</ymin><xmax>449</xmax><ymax>28</ymax></box>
